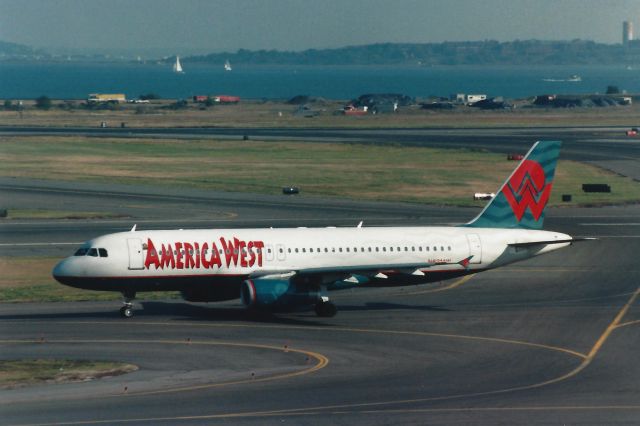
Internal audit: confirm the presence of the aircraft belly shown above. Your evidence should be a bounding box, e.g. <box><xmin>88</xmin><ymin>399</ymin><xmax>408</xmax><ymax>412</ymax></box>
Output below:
<box><xmin>56</xmin><ymin>274</ymin><xmax>245</xmax><ymax>294</ymax></box>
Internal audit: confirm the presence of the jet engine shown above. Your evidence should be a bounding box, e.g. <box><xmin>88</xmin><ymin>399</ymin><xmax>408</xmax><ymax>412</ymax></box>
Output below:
<box><xmin>240</xmin><ymin>278</ymin><xmax>319</xmax><ymax>310</ymax></box>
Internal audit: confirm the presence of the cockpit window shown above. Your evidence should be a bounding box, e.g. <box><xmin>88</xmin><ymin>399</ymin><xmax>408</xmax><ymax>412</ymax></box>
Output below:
<box><xmin>74</xmin><ymin>248</ymin><xmax>89</xmax><ymax>256</ymax></box>
<box><xmin>98</xmin><ymin>248</ymin><xmax>108</xmax><ymax>257</ymax></box>
<box><xmin>87</xmin><ymin>248</ymin><xmax>98</xmax><ymax>257</ymax></box>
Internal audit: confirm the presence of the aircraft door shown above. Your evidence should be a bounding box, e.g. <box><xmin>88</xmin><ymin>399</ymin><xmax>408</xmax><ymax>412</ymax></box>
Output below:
<box><xmin>127</xmin><ymin>238</ymin><xmax>145</xmax><ymax>270</ymax></box>
<box><xmin>265</xmin><ymin>245</ymin><xmax>274</xmax><ymax>262</ymax></box>
<box><xmin>276</xmin><ymin>244</ymin><xmax>286</xmax><ymax>261</ymax></box>
<box><xmin>466</xmin><ymin>234</ymin><xmax>482</xmax><ymax>264</ymax></box>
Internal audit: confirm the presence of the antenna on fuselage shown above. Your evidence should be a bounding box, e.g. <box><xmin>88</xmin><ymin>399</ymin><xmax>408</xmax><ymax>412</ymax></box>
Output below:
<box><xmin>130</xmin><ymin>224</ymin><xmax>137</xmax><ymax>232</ymax></box>
<box><xmin>357</xmin><ymin>221</ymin><xmax>363</xmax><ymax>228</ymax></box>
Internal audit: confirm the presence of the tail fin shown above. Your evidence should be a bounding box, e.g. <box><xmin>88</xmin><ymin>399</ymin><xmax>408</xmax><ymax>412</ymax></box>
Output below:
<box><xmin>464</xmin><ymin>141</ymin><xmax>561</xmax><ymax>230</ymax></box>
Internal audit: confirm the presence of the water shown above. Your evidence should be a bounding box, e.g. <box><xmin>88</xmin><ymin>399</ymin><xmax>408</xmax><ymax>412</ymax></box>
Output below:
<box><xmin>1</xmin><ymin>61</ymin><xmax>638</xmax><ymax>100</ymax></box>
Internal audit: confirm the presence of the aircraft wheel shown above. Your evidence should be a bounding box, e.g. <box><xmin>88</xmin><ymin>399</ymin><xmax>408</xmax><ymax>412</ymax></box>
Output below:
<box><xmin>120</xmin><ymin>306</ymin><xmax>134</xmax><ymax>318</ymax></box>
<box><xmin>315</xmin><ymin>301</ymin><xmax>337</xmax><ymax>318</ymax></box>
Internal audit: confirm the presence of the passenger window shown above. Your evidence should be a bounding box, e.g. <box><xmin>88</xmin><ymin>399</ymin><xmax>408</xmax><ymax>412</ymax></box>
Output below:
<box><xmin>441</xmin><ymin>246</ymin><xmax>445</xmax><ymax>251</ymax></box>
<box><xmin>87</xmin><ymin>248</ymin><xmax>98</xmax><ymax>257</ymax></box>
<box><xmin>433</xmin><ymin>247</ymin><xmax>438</xmax><ymax>251</ymax></box>
<box><xmin>98</xmin><ymin>248</ymin><xmax>108</xmax><ymax>257</ymax></box>
<box><xmin>74</xmin><ymin>248</ymin><xmax>89</xmax><ymax>256</ymax></box>
<box><xmin>418</xmin><ymin>247</ymin><xmax>423</xmax><ymax>252</ymax></box>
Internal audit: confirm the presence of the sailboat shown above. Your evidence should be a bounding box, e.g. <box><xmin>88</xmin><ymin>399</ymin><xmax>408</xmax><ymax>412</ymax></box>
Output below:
<box><xmin>224</xmin><ymin>59</ymin><xmax>232</xmax><ymax>71</ymax></box>
<box><xmin>173</xmin><ymin>56</ymin><xmax>184</xmax><ymax>73</ymax></box>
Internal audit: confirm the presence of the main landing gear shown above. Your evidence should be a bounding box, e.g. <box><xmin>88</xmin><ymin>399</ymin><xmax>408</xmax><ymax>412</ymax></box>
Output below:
<box><xmin>314</xmin><ymin>297</ymin><xmax>337</xmax><ymax>318</ymax></box>
<box><xmin>119</xmin><ymin>291</ymin><xmax>136</xmax><ymax>318</ymax></box>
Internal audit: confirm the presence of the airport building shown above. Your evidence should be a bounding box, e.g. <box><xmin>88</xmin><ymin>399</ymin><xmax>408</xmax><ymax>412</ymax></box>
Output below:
<box><xmin>623</xmin><ymin>21</ymin><xmax>633</xmax><ymax>46</ymax></box>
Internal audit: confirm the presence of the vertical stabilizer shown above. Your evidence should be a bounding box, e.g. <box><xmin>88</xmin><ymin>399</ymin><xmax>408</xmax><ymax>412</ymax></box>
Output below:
<box><xmin>464</xmin><ymin>141</ymin><xmax>561</xmax><ymax>230</ymax></box>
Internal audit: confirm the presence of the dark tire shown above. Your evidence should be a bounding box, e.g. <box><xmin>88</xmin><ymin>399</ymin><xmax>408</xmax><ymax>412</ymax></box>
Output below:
<box><xmin>120</xmin><ymin>306</ymin><xmax>134</xmax><ymax>318</ymax></box>
<box><xmin>315</xmin><ymin>302</ymin><xmax>337</xmax><ymax>318</ymax></box>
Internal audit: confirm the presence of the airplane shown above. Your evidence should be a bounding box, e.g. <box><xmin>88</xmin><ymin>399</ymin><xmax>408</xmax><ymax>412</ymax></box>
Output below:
<box><xmin>53</xmin><ymin>141</ymin><xmax>577</xmax><ymax>318</ymax></box>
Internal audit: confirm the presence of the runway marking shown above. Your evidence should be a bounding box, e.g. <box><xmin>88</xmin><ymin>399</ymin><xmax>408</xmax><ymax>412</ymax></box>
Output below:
<box><xmin>616</xmin><ymin>319</ymin><xmax>640</xmax><ymax>329</ymax></box>
<box><xmin>49</xmin><ymin>317</ymin><xmax>588</xmax><ymax>361</ymax></box>
<box><xmin>0</xmin><ymin>339</ymin><xmax>328</xmax><ymax>398</ymax></box>
<box><xmin>7</xmin><ymin>287</ymin><xmax>638</xmax><ymax>425</ymax></box>
<box><xmin>403</xmin><ymin>273</ymin><xmax>476</xmax><ymax>295</ymax></box>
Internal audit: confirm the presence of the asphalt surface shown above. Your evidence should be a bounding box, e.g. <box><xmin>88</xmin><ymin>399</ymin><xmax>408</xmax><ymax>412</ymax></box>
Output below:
<box><xmin>1</xmin><ymin>129</ymin><xmax>639</xmax><ymax>425</ymax></box>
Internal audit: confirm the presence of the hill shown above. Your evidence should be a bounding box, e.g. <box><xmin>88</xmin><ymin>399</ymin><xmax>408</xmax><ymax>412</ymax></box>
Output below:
<box><xmin>188</xmin><ymin>40</ymin><xmax>640</xmax><ymax>66</ymax></box>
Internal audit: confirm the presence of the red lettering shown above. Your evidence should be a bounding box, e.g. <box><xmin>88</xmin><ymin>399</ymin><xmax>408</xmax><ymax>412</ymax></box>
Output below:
<box><xmin>160</xmin><ymin>243</ymin><xmax>175</xmax><ymax>269</ymax></box>
<box><xmin>175</xmin><ymin>242</ymin><xmax>184</xmax><ymax>269</ymax></box>
<box><xmin>194</xmin><ymin>242</ymin><xmax>200</xmax><ymax>268</ymax></box>
<box><xmin>184</xmin><ymin>242</ymin><xmax>195</xmax><ymax>269</ymax></box>
<box><xmin>220</xmin><ymin>237</ymin><xmax>239</xmax><ymax>268</ymax></box>
<box><xmin>209</xmin><ymin>242</ymin><xmax>222</xmax><ymax>268</ymax></box>
<box><xmin>200</xmin><ymin>242</ymin><xmax>210</xmax><ymax>268</ymax></box>
<box><xmin>144</xmin><ymin>239</ymin><xmax>160</xmax><ymax>269</ymax></box>
<box><xmin>253</xmin><ymin>241</ymin><xmax>265</xmax><ymax>266</ymax></box>
<box><xmin>239</xmin><ymin>240</ymin><xmax>247</xmax><ymax>267</ymax></box>
<box><xmin>247</xmin><ymin>241</ymin><xmax>256</xmax><ymax>267</ymax></box>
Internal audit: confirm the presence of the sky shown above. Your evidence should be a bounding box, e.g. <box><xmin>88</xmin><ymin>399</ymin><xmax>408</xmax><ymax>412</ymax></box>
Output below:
<box><xmin>0</xmin><ymin>0</ymin><xmax>638</xmax><ymax>55</ymax></box>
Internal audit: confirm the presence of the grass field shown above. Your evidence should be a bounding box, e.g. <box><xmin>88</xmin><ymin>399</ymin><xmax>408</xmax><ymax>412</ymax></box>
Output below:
<box><xmin>2</xmin><ymin>136</ymin><xmax>639</xmax><ymax>207</ymax></box>
<box><xmin>0</xmin><ymin>359</ymin><xmax>138</xmax><ymax>388</ymax></box>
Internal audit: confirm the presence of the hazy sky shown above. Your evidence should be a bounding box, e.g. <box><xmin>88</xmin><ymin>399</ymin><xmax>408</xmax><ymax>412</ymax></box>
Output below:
<box><xmin>0</xmin><ymin>0</ymin><xmax>638</xmax><ymax>54</ymax></box>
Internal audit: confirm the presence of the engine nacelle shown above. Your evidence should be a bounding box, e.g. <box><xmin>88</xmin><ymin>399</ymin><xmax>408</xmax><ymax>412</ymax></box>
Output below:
<box><xmin>241</xmin><ymin>279</ymin><xmax>319</xmax><ymax>310</ymax></box>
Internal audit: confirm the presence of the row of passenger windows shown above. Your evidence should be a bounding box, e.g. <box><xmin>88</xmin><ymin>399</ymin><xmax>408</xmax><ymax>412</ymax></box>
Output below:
<box><xmin>74</xmin><ymin>247</ymin><xmax>108</xmax><ymax>257</ymax></box>
<box><xmin>150</xmin><ymin>245</ymin><xmax>452</xmax><ymax>257</ymax></box>
<box><xmin>276</xmin><ymin>245</ymin><xmax>452</xmax><ymax>254</ymax></box>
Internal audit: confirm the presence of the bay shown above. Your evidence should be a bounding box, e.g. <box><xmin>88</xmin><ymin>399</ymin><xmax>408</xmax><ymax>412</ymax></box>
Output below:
<box><xmin>0</xmin><ymin>61</ymin><xmax>638</xmax><ymax>100</ymax></box>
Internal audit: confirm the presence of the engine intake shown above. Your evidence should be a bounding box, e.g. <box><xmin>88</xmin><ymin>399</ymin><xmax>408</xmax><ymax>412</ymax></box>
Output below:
<box><xmin>241</xmin><ymin>278</ymin><xmax>319</xmax><ymax>309</ymax></box>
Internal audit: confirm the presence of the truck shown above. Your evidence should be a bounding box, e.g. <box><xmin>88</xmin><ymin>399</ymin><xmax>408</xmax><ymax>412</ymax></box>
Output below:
<box><xmin>88</xmin><ymin>93</ymin><xmax>126</xmax><ymax>104</ymax></box>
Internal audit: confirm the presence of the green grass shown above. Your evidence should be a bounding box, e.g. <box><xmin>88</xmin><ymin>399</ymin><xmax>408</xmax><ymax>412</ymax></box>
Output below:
<box><xmin>0</xmin><ymin>359</ymin><xmax>138</xmax><ymax>388</ymax></box>
<box><xmin>2</xmin><ymin>136</ymin><xmax>639</xmax><ymax>206</ymax></box>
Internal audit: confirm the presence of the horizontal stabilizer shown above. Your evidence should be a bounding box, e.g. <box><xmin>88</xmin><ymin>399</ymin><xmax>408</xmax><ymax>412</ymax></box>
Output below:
<box><xmin>508</xmin><ymin>237</ymin><xmax>594</xmax><ymax>248</ymax></box>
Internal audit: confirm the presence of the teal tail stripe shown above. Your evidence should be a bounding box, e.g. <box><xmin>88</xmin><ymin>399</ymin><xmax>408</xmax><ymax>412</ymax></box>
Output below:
<box><xmin>463</xmin><ymin>141</ymin><xmax>561</xmax><ymax>230</ymax></box>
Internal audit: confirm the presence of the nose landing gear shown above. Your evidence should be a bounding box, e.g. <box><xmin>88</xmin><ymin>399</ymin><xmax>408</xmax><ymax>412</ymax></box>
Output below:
<box><xmin>119</xmin><ymin>291</ymin><xmax>136</xmax><ymax>318</ymax></box>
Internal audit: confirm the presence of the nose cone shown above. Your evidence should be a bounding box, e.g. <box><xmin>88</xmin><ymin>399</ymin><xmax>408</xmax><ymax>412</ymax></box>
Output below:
<box><xmin>52</xmin><ymin>258</ymin><xmax>73</xmax><ymax>286</ymax></box>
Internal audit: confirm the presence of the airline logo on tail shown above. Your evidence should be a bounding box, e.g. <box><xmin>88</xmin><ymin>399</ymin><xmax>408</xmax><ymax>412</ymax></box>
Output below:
<box><xmin>502</xmin><ymin>159</ymin><xmax>552</xmax><ymax>221</ymax></box>
<box><xmin>464</xmin><ymin>141</ymin><xmax>561</xmax><ymax>230</ymax></box>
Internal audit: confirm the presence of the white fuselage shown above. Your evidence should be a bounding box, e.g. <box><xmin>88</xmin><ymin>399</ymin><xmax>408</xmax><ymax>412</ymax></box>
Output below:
<box><xmin>53</xmin><ymin>226</ymin><xmax>571</xmax><ymax>295</ymax></box>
